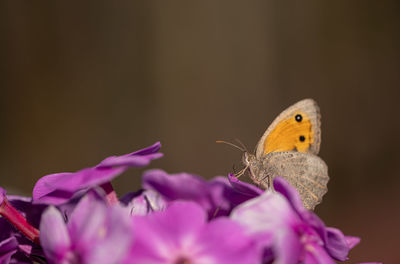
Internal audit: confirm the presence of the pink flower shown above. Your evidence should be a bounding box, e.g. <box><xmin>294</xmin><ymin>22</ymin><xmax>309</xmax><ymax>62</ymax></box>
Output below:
<box><xmin>40</xmin><ymin>192</ymin><xmax>133</xmax><ymax>264</ymax></box>
<box><xmin>125</xmin><ymin>201</ymin><xmax>261</xmax><ymax>264</ymax></box>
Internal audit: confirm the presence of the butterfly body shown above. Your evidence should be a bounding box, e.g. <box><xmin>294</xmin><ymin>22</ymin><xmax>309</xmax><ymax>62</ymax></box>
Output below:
<box><xmin>243</xmin><ymin>99</ymin><xmax>329</xmax><ymax>210</ymax></box>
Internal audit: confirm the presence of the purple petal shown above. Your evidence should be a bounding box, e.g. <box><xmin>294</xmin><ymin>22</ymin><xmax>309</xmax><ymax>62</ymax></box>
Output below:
<box><xmin>98</xmin><ymin>142</ymin><xmax>163</xmax><ymax>167</ymax></box>
<box><xmin>128</xmin><ymin>201</ymin><xmax>207</xmax><ymax>263</ymax></box>
<box><xmin>83</xmin><ymin>205</ymin><xmax>133</xmax><ymax>264</ymax></box>
<box><xmin>65</xmin><ymin>192</ymin><xmax>133</xmax><ymax>264</ymax></box>
<box><xmin>125</xmin><ymin>141</ymin><xmax>162</xmax><ymax>156</ymax></box>
<box><xmin>345</xmin><ymin>235</ymin><xmax>361</xmax><ymax>250</ymax></box>
<box><xmin>302</xmin><ymin>243</ymin><xmax>336</xmax><ymax>264</ymax></box>
<box><xmin>143</xmin><ymin>170</ymin><xmax>262</xmax><ymax>218</ymax></box>
<box><xmin>139</xmin><ymin>201</ymin><xmax>207</xmax><ymax>240</ymax></box>
<box><xmin>207</xmin><ymin>176</ymin><xmax>263</xmax><ymax>217</ymax></box>
<box><xmin>273</xmin><ymin>228</ymin><xmax>301</xmax><ymax>264</ymax></box>
<box><xmin>121</xmin><ymin>190</ymin><xmax>167</xmax><ymax>216</ymax></box>
<box><xmin>0</xmin><ymin>237</ymin><xmax>18</xmax><ymax>263</ymax></box>
<box><xmin>273</xmin><ymin>177</ymin><xmax>357</xmax><ymax>261</ymax></box>
<box><xmin>39</xmin><ymin>207</ymin><xmax>71</xmax><ymax>263</ymax></box>
<box><xmin>128</xmin><ymin>201</ymin><xmax>260</xmax><ymax>264</ymax></box>
<box><xmin>231</xmin><ymin>192</ymin><xmax>305</xmax><ymax>263</ymax></box>
<box><xmin>0</xmin><ymin>187</ymin><xmax>6</xmax><ymax>205</ymax></box>
<box><xmin>273</xmin><ymin>177</ymin><xmax>306</xmax><ymax>215</ymax></box>
<box><xmin>33</xmin><ymin>189</ymin><xmax>76</xmax><ymax>205</ymax></box>
<box><xmin>142</xmin><ymin>169</ymin><xmax>213</xmax><ymax>211</ymax></box>
<box><xmin>300</xmin><ymin>211</ymin><xmax>327</xmax><ymax>242</ymax></box>
<box><xmin>231</xmin><ymin>191</ymin><xmax>300</xmax><ymax>233</ymax></box>
<box><xmin>67</xmin><ymin>193</ymin><xmax>108</xmax><ymax>248</ymax></box>
<box><xmin>33</xmin><ymin>168</ymin><xmax>125</xmax><ymax>205</ymax></box>
<box><xmin>324</xmin><ymin>227</ymin><xmax>353</xmax><ymax>261</ymax></box>
<box><xmin>119</xmin><ymin>191</ymin><xmax>148</xmax><ymax>216</ymax></box>
<box><xmin>356</xmin><ymin>263</ymin><xmax>382</xmax><ymax>264</ymax></box>
<box><xmin>0</xmin><ymin>219</ymin><xmax>15</xmax><ymax>249</ymax></box>
<box><xmin>228</xmin><ymin>173</ymin><xmax>263</xmax><ymax>197</ymax></box>
<box><xmin>119</xmin><ymin>190</ymin><xmax>142</xmax><ymax>206</ymax></box>
<box><xmin>7</xmin><ymin>251</ymin><xmax>34</xmax><ymax>264</ymax></box>
<box><xmin>273</xmin><ymin>177</ymin><xmax>329</xmax><ymax>242</ymax></box>
<box><xmin>194</xmin><ymin>218</ymin><xmax>261</xmax><ymax>264</ymax></box>
<box><xmin>55</xmin><ymin>188</ymin><xmax>105</xmax><ymax>224</ymax></box>
<box><xmin>33</xmin><ymin>142</ymin><xmax>163</xmax><ymax>205</ymax></box>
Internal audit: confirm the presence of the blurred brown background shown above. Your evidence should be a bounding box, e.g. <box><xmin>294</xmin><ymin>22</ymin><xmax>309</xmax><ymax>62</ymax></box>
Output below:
<box><xmin>1</xmin><ymin>1</ymin><xmax>399</xmax><ymax>263</ymax></box>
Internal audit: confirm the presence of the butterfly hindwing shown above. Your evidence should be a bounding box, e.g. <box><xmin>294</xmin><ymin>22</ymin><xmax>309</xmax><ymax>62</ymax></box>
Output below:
<box><xmin>250</xmin><ymin>151</ymin><xmax>328</xmax><ymax>210</ymax></box>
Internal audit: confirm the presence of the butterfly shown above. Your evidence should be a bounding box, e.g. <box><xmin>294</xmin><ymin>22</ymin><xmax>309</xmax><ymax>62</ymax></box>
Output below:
<box><xmin>222</xmin><ymin>99</ymin><xmax>329</xmax><ymax>210</ymax></box>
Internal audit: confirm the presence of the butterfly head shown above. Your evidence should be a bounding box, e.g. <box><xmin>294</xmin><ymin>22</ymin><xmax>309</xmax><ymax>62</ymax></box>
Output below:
<box><xmin>242</xmin><ymin>151</ymin><xmax>251</xmax><ymax>167</ymax></box>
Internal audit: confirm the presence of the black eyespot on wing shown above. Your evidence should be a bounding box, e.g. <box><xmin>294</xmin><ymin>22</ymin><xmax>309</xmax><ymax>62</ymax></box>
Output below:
<box><xmin>295</xmin><ymin>114</ymin><xmax>302</xmax><ymax>122</ymax></box>
<box><xmin>299</xmin><ymin>135</ymin><xmax>306</xmax><ymax>142</ymax></box>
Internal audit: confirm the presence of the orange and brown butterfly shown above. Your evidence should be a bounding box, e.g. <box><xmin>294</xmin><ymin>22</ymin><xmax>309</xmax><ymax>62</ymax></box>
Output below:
<box><xmin>222</xmin><ymin>99</ymin><xmax>329</xmax><ymax>210</ymax></box>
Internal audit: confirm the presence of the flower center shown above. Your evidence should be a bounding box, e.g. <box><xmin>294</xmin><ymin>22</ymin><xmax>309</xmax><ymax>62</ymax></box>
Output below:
<box><xmin>174</xmin><ymin>256</ymin><xmax>192</xmax><ymax>264</ymax></box>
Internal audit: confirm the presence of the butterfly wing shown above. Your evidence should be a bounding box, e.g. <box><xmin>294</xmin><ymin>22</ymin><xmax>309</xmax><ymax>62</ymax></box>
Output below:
<box><xmin>255</xmin><ymin>99</ymin><xmax>321</xmax><ymax>158</ymax></box>
<box><xmin>253</xmin><ymin>151</ymin><xmax>329</xmax><ymax>210</ymax></box>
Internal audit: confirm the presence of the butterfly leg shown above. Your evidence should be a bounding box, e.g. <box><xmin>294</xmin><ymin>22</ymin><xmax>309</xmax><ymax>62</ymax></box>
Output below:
<box><xmin>234</xmin><ymin>165</ymin><xmax>249</xmax><ymax>178</ymax></box>
<box><xmin>257</xmin><ymin>173</ymin><xmax>273</xmax><ymax>190</ymax></box>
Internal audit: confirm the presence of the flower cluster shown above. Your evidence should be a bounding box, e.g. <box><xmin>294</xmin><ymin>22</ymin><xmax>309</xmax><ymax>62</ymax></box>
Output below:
<box><xmin>0</xmin><ymin>142</ymin><xmax>379</xmax><ymax>263</ymax></box>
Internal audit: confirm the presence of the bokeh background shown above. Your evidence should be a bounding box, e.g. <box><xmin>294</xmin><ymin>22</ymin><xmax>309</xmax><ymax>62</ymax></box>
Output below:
<box><xmin>1</xmin><ymin>1</ymin><xmax>399</xmax><ymax>263</ymax></box>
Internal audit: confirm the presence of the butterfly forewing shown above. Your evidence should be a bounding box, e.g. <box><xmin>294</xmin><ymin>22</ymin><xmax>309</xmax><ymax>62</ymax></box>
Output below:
<box><xmin>255</xmin><ymin>99</ymin><xmax>321</xmax><ymax>158</ymax></box>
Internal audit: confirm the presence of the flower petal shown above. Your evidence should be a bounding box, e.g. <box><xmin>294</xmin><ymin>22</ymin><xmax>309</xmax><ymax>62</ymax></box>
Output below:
<box><xmin>121</xmin><ymin>190</ymin><xmax>167</xmax><ymax>216</ymax></box>
<box><xmin>128</xmin><ymin>201</ymin><xmax>207</xmax><ymax>263</ymax></box>
<box><xmin>209</xmin><ymin>176</ymin><xmax>263</xmax><ymax>216</ymax></box>
<box><xmin>231</xmin><ymin>191</ymin><xmax>305</xmax><ymax>263</ymax></box>
<box><xmin>142</xmin><ymin>169</ymin><xmax>212</xmax><ymax>211</ymax></box>
<box><xmin>0</xmin><ymin>237</ymin><xmax>18</xmax><ymax>263</ymax></box>
<box><xmin>33</xmin><ymin>142</ymin><xmax>163</xmax><ymax>205</ymax></box>
<box><xmin>195</xmin><ymin>218</ymin><xmax>261</xmax><ymax>264</ymax></box>
<box><xmin>324</xmin><ymin>227</ymin><xmax>354</xmax><ymax>261</ymax></box>
<box><xmin>127</xmin><ymin>202</ymin><xmax>206</xmax><ymax>264</ymax></box>
<box><xmin>58</xmin><ymin>192</ymin><xmax>132</xmax><ymax>264</ymax></box>
<box><xmin>273</xmin><ymin>177</ymin><xmax>306</xmax><ymax>215</ymax></box>
<box><xmin>98</xmin><ymin>142</ymin><xmax>163</xmax><ymax>167</ymax></box>
<box><xmin>39</xmin><ymin>207</ymin><xmax>71</xmax><ymax>263</ymax></box>
<box><xmin>141</xmin><ymin>201</ymin><xmax>207</xmax><ymax>242</ymax></box>
<box><xmin>345</xmin><ymin>235</ymin><xmax>361</xmax><ymax>250</ymax></box>
<box><xmin>128</xmin><ymin>201</ymin><xmax>262</xmax><ymax>264</ymax></box>
<box><xmin>231</xmin><ymin>191</ymin><xmax>299</xmax><ymax>233</ymax></box>
<box><xmin>143</xmin><ymin>170</ymin><xmax>261</xmax><ymax>218</ymax></box>
<box><xmin>67</xmin><ymin>193</ymin><xmax>107</xmax><ymax>249</ymax></box>
<box><xmin>302</xmin><ymin>243</ymin><xmax>336</xmax><ymax>264</ymax></box>
<box><xmin>273</xmin><ymin>228</ymin><xmax>301</xmax><ymax>264</ymax></box>
<box><xmin>0</xmin><ymin>187</ymin><xmax>6</xmax><ymax>205</ymax></box>
<box><xmin>84</xmin><ymin>205</ymin><xmax>133</xmax><ymax>264</ymax></box>
<box><xmin>228</xmin><ymin>173</ymin><xmax>263</xmax><ymax>197</ymax></box>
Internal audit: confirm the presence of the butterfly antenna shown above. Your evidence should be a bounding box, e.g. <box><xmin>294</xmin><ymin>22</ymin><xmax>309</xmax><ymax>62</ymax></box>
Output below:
<box><xmin>234</xmin><ymin>138</ymin><xmax>248</xmax><ymax>152</ymax></box>
<box><xmin>216</xmin><ymin>140</ymin><xmax>245</xmax><ymax>152</ymax></box>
